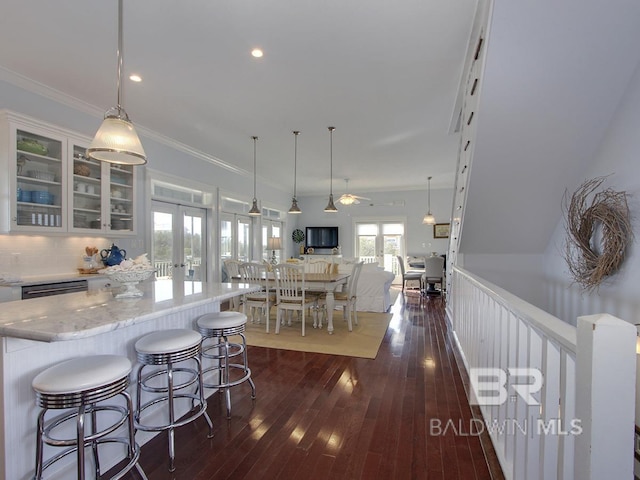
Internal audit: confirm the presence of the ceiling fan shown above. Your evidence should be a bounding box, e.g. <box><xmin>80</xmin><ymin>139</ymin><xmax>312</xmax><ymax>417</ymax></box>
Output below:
<box><xmin>337</xmin><ymin>179</ymin><xmax>371</xmax><ymax>205</ymax></box>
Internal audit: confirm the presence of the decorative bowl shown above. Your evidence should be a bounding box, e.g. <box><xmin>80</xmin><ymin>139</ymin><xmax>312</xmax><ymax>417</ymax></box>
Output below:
<box><xmin>100</xmin><ymin>268</ymin><xmax>155</xmax><ymax>298</ymax></box>
<box><xmin>17</xmin><ymin>138</ymin><xmax>48</xmax><ymax>156</ymax></box>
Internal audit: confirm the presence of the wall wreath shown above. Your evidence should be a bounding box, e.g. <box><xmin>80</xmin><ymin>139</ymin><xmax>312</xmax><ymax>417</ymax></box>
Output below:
<box><xmin>563</xmin><ymin>176</ymin><xmax>633</xmax><ymax>292</ymax></box>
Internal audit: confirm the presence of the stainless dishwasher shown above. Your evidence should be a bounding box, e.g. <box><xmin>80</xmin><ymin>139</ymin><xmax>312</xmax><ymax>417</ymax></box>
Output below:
<box><xmin>21</xmin><ymin>280</ymin><xmax>89</xmax><ymax>299</ymax></box>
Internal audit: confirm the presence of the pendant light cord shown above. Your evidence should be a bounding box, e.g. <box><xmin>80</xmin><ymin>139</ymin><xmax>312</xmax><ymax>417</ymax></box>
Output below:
<box><xmin>329</xmin><ymin>126</ymin><xmax>335</xmax><ymax>195</ymax></box>
<box><xmin>116</xmin><ymin>0</ymin><xmax>124</xmax><ymax>115</ymax></box>
<box><xmin>293</xmin><ymin>131</ymin><xmax>299</xmax><ymax>197</ymax></box>
<box><xmin>428</xmin><ymin>176</ymin><xmax>432</xmax><ymax>212</ymax></box>
<box><xmin>252</xmin><ymin>136</ymin><xmax>258</xmax><ymax>200</ymax></box>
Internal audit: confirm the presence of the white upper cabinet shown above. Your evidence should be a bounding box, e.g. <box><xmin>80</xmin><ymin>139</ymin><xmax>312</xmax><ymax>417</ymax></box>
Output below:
<box><xmin>0</xmin><ymin>110</ymin><xmax>137</xmax><ymax>236</ymax></box>
<box><xmin>68</xmin><ymin>137</ymin><xmax>136</xmax><ymax>235</ymax></box>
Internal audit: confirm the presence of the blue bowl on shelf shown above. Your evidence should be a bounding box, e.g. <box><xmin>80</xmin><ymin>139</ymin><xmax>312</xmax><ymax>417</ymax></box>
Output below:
<box><xmin>19</xmin><ymin>190</ymin><xmax>32</xmax><ymax>202</ymax></box>
<box><xmin>32</xmin><ymin>191</ymin><xmax>52</xmax><ymax>204</ymax></box>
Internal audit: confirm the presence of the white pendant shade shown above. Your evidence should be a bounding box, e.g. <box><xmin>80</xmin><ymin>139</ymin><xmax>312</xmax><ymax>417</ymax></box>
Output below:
<box><xmin>87</xmin><ymin>0</ymin><xmax>146</xmax><ymax>166</ymax></box>
<box><xmin>422</xmin><ymin>213</ymin><xmax>436</xmax><ymax>225</ymax></box>
<box><xmin>87</xmin><ymin>115</ymin><xmax>146</xmax><ymax>165</ymax></box>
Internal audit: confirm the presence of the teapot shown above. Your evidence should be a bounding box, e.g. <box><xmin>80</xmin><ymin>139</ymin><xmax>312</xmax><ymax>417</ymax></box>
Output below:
<box><xmin>100</xmin><ymin>243</ymin><xmax>127</xmax><ymax>266</ymax></box>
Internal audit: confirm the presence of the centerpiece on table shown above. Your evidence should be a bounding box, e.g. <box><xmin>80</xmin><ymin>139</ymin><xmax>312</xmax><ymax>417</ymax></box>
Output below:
<box><xmin>99</xmin><ymin>253</ymin><xmax>155</xmax><ymax>298</ymax></box>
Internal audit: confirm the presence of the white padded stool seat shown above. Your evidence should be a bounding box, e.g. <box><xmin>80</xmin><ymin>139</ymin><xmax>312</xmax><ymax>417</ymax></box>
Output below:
<box><xmin>197</xmin><ymin>311</ymin><xmax>247</xmax><ymax>330</ymax></box>
<box><xmin>135</xmin><ymin>328</ymin><xmax>202</xmax><ymax>354</ymax></box>
<box><xmin>33</xmin><ymin>355</ymin><xmax>131</xmax><ymax>394</ymax></box>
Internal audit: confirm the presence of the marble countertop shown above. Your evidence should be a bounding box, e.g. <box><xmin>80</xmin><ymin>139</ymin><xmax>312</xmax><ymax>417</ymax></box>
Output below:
<box><xmin>0</xmin><ymin>279</ymin><xmax>258</xmax><ymax>342</ymax></box>
<box><xmin>0</xmin><ymin>272</ymin><xmax>105</xmax><ymax>287</ymax></box>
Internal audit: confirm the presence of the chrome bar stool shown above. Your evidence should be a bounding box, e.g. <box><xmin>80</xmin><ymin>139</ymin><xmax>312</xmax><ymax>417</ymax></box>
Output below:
<box><xmin>32</xmin><ymin>354</ymin><xmax>146</xmax><ymax>480</ymax></box>
<box><xmin>196</xmin><ymin>311</ymin><xmax>256</xmax><ymax>418</ymax></box>
<box><xmin>134</xmin><ymin>328</ymin><xmax>213</xmax><ymax>472</ymax></box>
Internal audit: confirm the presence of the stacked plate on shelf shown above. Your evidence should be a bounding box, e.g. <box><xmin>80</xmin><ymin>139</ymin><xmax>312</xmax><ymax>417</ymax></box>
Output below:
<box><xmin>31</xmin><ymin>191</ymin><xmax>54</xmax><ymax>205</ymax></box>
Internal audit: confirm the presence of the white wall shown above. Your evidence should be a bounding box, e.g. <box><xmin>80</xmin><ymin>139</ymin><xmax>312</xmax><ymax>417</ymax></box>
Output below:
<box><xmin>542</xmin><ymin>61</ymin><xmax>640</xmax><ymax>326</ymax></box>
<box><xmin>294</xmin><ymin>187</ymin><xmax>453</xmax><ymax>259</ymax></box>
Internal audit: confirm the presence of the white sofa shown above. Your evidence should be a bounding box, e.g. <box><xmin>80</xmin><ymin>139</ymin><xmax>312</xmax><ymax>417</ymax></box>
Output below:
<box><xmin>290</xmin><ymin>257</ymin><xmax>395</xmax><ymax>313</ymax></box>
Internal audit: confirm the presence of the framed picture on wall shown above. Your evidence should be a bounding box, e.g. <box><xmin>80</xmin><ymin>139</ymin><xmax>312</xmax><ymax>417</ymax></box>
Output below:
<box><xmin>433</xmin><ymin>223</ymin><xmax>450</xmax><ymax>238</ymax></box>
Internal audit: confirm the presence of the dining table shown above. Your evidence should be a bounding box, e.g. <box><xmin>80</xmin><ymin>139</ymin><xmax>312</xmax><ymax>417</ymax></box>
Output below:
<box><xmin>301</xmin><ymin>272</ymin><xmax>350</xmax><ymax>334</ymax></box>
<box><xmin>236</xmin><ymin>272</ymin><xmax>350</xmax><ymax>334</ymax></box>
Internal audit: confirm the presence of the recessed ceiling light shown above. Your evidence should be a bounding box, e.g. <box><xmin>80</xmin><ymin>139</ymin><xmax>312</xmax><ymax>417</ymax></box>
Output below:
<box><xmin>251</xmin><ymin>48</ymin><xmax>264</xmax><ymax>58</ymax></box>
<box><xmin>129</xmin><ymin>74</ymin><xmax>142</xmax><ymax>82</ymax></box>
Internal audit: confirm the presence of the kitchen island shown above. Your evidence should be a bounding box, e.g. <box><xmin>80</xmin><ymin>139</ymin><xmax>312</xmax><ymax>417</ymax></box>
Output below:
<box><xmin>0</xmin><ymin>279</ymin><xmax>259</xmax><ymax>480</ymax></box>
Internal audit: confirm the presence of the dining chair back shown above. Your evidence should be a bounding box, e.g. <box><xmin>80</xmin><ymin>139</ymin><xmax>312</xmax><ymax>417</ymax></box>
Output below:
<box><xmin>333</xmin><ymin>261</ymin><xmax>364</xmax><ymax>330</ymax></box>
<box><xmin>396</xmin><ymin>255</ymin><xmax>422</xmax><ymax>291</ymax></box>
<box><xmin>306</xmin><ymin>260</ymin><xmax>331</xmax><ymax>273</ymax></box>
<box><xmin>224</xmin><ymin>259</ymin><xmax>243</xmax><ymax>309</ymax></box>
<box><xmin>422</xmin><ymin>256</ymin><xmax>445</xmax><ymax>294</ymax></box>
<box><xmin>273</xmin><ymin>263</ymin><xmax>315</xmax><ymax>336</ymax></box>
<box><xmin>240</xmin><ymin>262</ymin><xmax>275</xmax><ymax>332</ymax></box>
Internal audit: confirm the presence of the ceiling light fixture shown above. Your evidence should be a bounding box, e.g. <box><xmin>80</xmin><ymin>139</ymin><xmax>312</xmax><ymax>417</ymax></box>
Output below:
<box><xmin>251</xmin><ymin>48</ymin><xmax>264</xmax><ymax>58</ymax></box>
<box><xmin>87</xmin><ymin>0</ymin><xmax>146</xmax><ymax>166</ymax></box>
<box><xmin>338</xmin><ymin>178</ymin><xmax>371</xmax><ymax>205</ymax></box>
<box><xmin>324</xmin><ymin>126</ymin><xmax>338</xmax><ymax>213</ymax></box>
<box><xmin>248</xmin><ymin>135</ymin><xmax>261</xmax><ymax>216</ymax></box>
<box><xmin>129</xmin><ymin>74</ymin><xmax>142</xmax><ymax>82</ymax></box>
<box><xmin>422</xmin><ymin>176</ymin><xmax>436</xmax><ymax>225</ymax></box>
<box><xmin>288</xmin><ymin>130</ymin><xmax>302</xmax><ymax>214</ymax></box>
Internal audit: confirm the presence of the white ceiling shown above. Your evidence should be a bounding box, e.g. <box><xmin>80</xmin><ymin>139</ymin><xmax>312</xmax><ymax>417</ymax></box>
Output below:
<box><xmin>0</xmin><ymin>0</ymin><xmax>478</xmax><ymax>196</ymax></box>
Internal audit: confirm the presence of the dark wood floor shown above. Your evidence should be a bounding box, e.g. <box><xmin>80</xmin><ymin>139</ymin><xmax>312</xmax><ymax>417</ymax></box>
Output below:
<box><xmin>122</xmin><ymin>289</ymin><xmax>504</xmax><ymax>480</ymax></box>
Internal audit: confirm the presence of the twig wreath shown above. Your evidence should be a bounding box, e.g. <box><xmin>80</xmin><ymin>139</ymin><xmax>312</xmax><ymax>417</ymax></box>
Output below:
<box><xmin>563</xmin><ymin>176</ymin><xmax>632</xmax><ymax>292</ymax></box>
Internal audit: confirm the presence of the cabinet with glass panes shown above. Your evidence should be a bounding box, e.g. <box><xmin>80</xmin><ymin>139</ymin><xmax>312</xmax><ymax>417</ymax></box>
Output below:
<box><xmin>0</xmin><ymin>110</ymin><xmax>136</xmax><ymax>235</ymax></box>
<box><xmin>69</xmin><ymin>137</ymin><xmax>136</xmax><ymax>234</ymax></box>
<box><xmin>0</xmin><ymin>112</ymin><xmax>67</xmax><ymax>232</ymax></box>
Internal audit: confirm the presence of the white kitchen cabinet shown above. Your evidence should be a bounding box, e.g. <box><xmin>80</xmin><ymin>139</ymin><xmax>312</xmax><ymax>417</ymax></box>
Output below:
<box><xmin>68</xmin><ymin>137</ymin><xmax>136</xmax><ymax>235</ymax></box>
<box><xmin>0</xmin><ymin>112</ymin><xmax>67</xmax><ymax>233</ymax></box>
<box><xmin>0</xmin><ymin>110</ymin><xmax>137</xmax><ymax>236</ymax></box>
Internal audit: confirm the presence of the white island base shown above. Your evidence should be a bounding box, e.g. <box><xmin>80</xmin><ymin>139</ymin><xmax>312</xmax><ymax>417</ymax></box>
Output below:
<box><xmin>0</xmin><ymin>280</ymin><xmax>258</xmax><ymax>480</ymax></box>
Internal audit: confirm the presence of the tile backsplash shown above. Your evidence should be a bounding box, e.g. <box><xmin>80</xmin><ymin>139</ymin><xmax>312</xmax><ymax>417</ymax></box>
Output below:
<box><xmin>0</xmin><ymin>235</ymin><xmax>143</xmax><ymax>278</ymax></box>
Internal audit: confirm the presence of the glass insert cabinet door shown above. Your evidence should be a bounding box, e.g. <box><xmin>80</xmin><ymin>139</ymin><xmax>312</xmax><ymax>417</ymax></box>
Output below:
<box><xmin>70</xmin><ymin>142</ymin><xmax>102</xmax><ymax>230</ymax></box>
<box><xmin>14</xmin><ymin>128</ymin><xmax>65</xmax><ymax>230</ymax></box>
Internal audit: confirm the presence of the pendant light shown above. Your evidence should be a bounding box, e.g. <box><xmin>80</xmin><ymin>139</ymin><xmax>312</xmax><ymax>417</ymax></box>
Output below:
<box><xmin>288</xmin><ymin>130</ymin><xmax>302</xmax><ymax>214</ymax></box>
<box><xmin>324</xmin><ymin>126</ymin><xmax>338</xmax><ymax>213</ymax></box>
<box><xmin>248</xmin><ymin>136</ymin><xmax>261</xmax><ymax>216</ymax></box>
<box><xmin>87</xmin><ymin>0</ymin><xmax>146</xmax><ymax>165</ymax></box>
<box><xmin>422</xmin><ymin>176</ymin><xmax>436</xmax><ymax>225</ymax></box>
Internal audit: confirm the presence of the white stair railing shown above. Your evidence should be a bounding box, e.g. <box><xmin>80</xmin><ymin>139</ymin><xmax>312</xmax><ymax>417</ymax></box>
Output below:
<box><xmin>448</xmin><ymin>266</ymin><xmax>636</xmax><ymax>480</ymax></box>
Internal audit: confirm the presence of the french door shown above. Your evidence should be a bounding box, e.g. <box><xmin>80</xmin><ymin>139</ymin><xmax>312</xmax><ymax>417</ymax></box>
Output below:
<box><xmin>151</xmin><ymin>200</ymin><xmax>207</xmax><ymax>281</ymax></box>
<box><xmin>220</xmin><ymin>212</ymin><xmax>253</xmax><ymax>263</ymax></box>
<box><xmin>355</xmin><ymin>221</ymin><xmax>406</xmax><ymax>281</ymax></box>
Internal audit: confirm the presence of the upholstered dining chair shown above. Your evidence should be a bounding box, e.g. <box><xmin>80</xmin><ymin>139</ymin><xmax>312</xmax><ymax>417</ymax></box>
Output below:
<box><xmin>273</xmin><ymin>263</ymin><xmax>316</xmax><ymax>336</ymax></box>
<box><xmin>422</xmin><ymin>256</ymin><xmax>445</xmax><ymax>295</ymax></box>
<box><xmin>240</xmin><ymin>262</ymin><xmax>275</xmax><ymax>332</ymax></box>
<box><xmin>396</xmin><ymin>255</ymin><xmax>422</xmax><ymax>291</ymax></box>
<box><xmin>318</xmin><ymin>261</ymin><xmax>364</xmax><ymax>331</ymax></box>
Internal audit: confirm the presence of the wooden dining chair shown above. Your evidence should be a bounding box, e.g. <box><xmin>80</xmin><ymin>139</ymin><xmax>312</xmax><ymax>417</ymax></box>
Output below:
<box><xmin>239</xmin><ymin>262</ymin><xmax>275</xmax><ymax>332</ymax></box>
<box><xmin>273</xmin><ymin>263</ymin><xmax>315</xmax><ymax>336</ymax></box>
<box><xmin>223</xmin><ymin>259</ymin><xmax>243</xmax><ymax>310</ymax></box>
<box><xmin>318</xmin><ymin>261</ymin><xmax>364</xmax><ymax>331</ymax></box>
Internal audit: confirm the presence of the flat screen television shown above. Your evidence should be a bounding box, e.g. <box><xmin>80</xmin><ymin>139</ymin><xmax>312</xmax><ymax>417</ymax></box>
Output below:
<box><xmin>305</xmin><ymin>226</ymin><xmax>339</xmax><ymax>249</ymax></box>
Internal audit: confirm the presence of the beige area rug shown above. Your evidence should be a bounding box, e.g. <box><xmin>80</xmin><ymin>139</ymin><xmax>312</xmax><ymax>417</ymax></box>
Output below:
<box><xmin>244</xmin><ymin>308</ymin><xmax>392</xmax><ymax>359</ymax></box>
